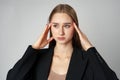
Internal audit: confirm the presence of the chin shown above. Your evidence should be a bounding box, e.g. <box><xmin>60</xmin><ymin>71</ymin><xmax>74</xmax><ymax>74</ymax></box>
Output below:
<box><xmin>57</xmin><ymin>40</ymin><xmax>72</xmax><ymax>45</ymax></box>
<box><xmin>55</xmin><ymin>40</ymin><xmax>66</xmax><ymax>44</ymax></box>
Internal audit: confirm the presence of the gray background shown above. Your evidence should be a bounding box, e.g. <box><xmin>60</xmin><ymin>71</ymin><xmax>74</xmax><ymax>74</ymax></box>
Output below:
<box><xmin>0</xmin><ymin>0</ymin><xmax>120</xmax><ymax>80</ymax></box>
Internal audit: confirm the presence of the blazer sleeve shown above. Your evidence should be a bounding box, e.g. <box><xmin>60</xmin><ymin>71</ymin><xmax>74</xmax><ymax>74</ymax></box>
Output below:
<box><xmin>6</xmin><ymin>45</ymin><xmax>41</xmax><ymax>80</ymax></box>
<box><xmin>85</xmin><ymin>47</ymin><xmax>119</xmax><ymax>80</ymax></box>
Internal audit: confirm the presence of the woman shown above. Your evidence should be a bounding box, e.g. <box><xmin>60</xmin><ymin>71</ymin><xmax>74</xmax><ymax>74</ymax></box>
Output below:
<box><xmin>7</xmin><ymin>4</ymin><xmax>119</xmax><ymax>80</ymax></box>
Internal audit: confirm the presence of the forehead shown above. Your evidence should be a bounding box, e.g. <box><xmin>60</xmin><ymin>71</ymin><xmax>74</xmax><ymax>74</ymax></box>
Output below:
<box><xmin>51</xmin><ymin>13</ymin><xmax>72</xmax><ymax>23</ymax></box>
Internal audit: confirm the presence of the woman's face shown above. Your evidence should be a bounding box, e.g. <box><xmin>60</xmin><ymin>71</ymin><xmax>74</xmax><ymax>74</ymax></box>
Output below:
<box><xmin>50</xmin><ymin>13</ymin><xmax>74</xmax><ymax>44</ymax></box>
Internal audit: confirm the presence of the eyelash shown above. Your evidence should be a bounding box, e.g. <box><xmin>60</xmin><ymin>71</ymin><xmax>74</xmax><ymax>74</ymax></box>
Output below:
<box><xmin>64</xmin><ymin>25</ymin><xmax>71</xmax><ymax>28</ymax></box>
<box><xmin>52</xmin><ymin>24</ymin><xmax>71</xmax><ymax>28</ymax></box>
<box><xmin>52</xmin><ymin>24</ymin><xmax>59</xmax><ymax>28</ymax></box>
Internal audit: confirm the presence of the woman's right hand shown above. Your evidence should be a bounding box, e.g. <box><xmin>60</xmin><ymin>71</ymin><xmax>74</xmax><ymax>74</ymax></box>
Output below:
<box><xmin>32</xmin><ymin>24</ymin><xmax>54</xmax><ymax>49</ymax></box>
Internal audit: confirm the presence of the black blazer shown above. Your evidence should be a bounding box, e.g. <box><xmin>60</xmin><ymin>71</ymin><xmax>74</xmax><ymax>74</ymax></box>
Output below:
<box><xmin>7</xmin><ymin>45</ymin><xmax>119</xmax><ymax>80</ymax></box>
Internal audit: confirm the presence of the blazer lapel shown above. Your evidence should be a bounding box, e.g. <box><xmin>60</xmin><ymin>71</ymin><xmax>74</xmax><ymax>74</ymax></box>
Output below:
<box><xmin>66</xmin><ymin>48</ymin><xmax>88</xmax><ymax>80</ymax></box>
<box><xmin>35</xmin><ymin>47</ymin><xmax>54</xmax><ymax>80</ymax></box>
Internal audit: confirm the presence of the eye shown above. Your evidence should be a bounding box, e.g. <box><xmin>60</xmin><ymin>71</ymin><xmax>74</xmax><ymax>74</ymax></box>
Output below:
<box><xmin>64</xmin><ymin>25</ymin><xmax>71</xmax><ymax>28</ymax></box>
<box><xmin>52</xmin><ymin>24</ymin><xmax>59</xmax><ymax>28</ymax></box>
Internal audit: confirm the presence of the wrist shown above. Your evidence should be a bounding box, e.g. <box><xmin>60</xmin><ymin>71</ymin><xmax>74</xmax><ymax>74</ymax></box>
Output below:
<box><xmin>83</xmin><ymin>44</ymin><xmax>93</xmax><ymax>51</ymax></box>
<box><xmin>32</xmin><ymin>44</ymin><xmax>41</xmax><ymax>49</ymax></box>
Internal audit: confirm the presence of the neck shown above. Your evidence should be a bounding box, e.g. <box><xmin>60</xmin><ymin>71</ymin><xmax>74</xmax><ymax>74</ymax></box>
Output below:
<box><xmin>54</xmin><ymin>42</ymin><xmax>73</xmax><ymax>59</ymax></box>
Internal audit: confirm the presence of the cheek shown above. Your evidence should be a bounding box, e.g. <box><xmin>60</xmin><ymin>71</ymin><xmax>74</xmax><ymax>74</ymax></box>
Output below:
<box><xmin>51</xmin><ymin>27</ymin><xmax>57</xmax><ymax>37</ymax></box>
<box><xmin>68</xmin><ymin>27</ymin><xmax>74</xmax><ymax>36</ymax></box>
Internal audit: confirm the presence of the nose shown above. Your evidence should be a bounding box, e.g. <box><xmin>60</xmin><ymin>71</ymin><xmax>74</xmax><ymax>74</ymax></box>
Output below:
<box><xmin>59</xmin><ymin>26</ymin><xmax>64</xmax><ymax>35</ymax></box>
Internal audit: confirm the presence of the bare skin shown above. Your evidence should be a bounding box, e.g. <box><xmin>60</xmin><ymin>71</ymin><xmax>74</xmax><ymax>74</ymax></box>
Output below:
<box><xmin>32</xmin><ymin>13</ymin><xmax>93</xmax><ymax>75</ymax></box>
<box><xmin>32</xmin><ymin>23</ymin><xmax>93</xmax><ymax>51</ymax></box>
<box><xmin>73</xmin><ymin>23</ymin><xmax>93</xmax><ymax>51</ymax></box>
<box><xmin>32</xmin><ymin>24</ymin><xmax>53</xmax><ymax>49</ymax></box>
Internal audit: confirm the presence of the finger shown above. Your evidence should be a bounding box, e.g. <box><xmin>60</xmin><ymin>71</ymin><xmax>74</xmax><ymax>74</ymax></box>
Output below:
<box><xmin>42</xmin><ymin>24</ymin><xmax>49</xmax><ymax>34</ymax></box>
<box><xmin>48</xmin><ymin>23</ymin><xmax>52</xmax><ymax>29</ymax></box>
<box><xmin>47</xmin><ymin>37</ymin><xmax>54</xmax><ymax>43</ymax></box>
<box><xmin>73</xmin><ymin>22</ymin><xmax>81</xmax><ymax>35</ymax></box>
<box><xmin>45</xmin><ymin>24</ymin><xmax>49</xmax><ymax>30</ymax></box>
<box><xmin>45</xmin><ymin>23</ymin><xmax>52</xmax><ymax>33</ymax></box>
<box><xmin>74</xmin><ymin>22</ymin><xmax>85</xmax><ymax>34</ymax></box>
<box><xmin>43</xmin><ymin>24</ymin><xmax>51</xmax><ymax>35</ymax></box>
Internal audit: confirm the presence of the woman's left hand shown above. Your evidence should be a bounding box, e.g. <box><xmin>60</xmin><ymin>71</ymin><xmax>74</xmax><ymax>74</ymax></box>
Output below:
<box><xmin>73</xmin><ymin>22</ymin><xmax>93</xmax><ymax>51</ymax></box>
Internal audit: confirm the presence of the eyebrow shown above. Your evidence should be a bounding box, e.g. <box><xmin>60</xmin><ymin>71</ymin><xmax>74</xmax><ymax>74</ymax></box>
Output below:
<box><xmin>51</xmin><ymin>22</ymin><xmax>58</xmax><ymax>24</ymax></box>
<box><xmin>51</xmin><ymin>22</ymin><xmax>72</xmax><ymax>25</ymax></box>
<box><xmin>64</xmin><ymin>23</ymin><xmax>72</xmax><ymax>25</ymax></box>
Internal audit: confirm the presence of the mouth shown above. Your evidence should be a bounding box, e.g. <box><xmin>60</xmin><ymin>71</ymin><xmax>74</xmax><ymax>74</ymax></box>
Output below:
<box><xmin>57</xmin><ymin>37</ymin><xmax>65</xmax><ymax>40</ymax></box>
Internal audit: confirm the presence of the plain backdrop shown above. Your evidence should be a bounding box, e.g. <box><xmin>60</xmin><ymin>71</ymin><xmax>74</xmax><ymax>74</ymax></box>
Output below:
<box><xmin>0</xmin><ymin>0</ymin><xmax>120</xmax><ymax>80</ymax></box>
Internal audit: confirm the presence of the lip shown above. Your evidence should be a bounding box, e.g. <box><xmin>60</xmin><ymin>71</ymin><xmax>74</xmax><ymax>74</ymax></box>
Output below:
<box><xmin>57</xmin><ymin>37</ymin><xmax>65</xmax><ymax>40</ymax></box>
